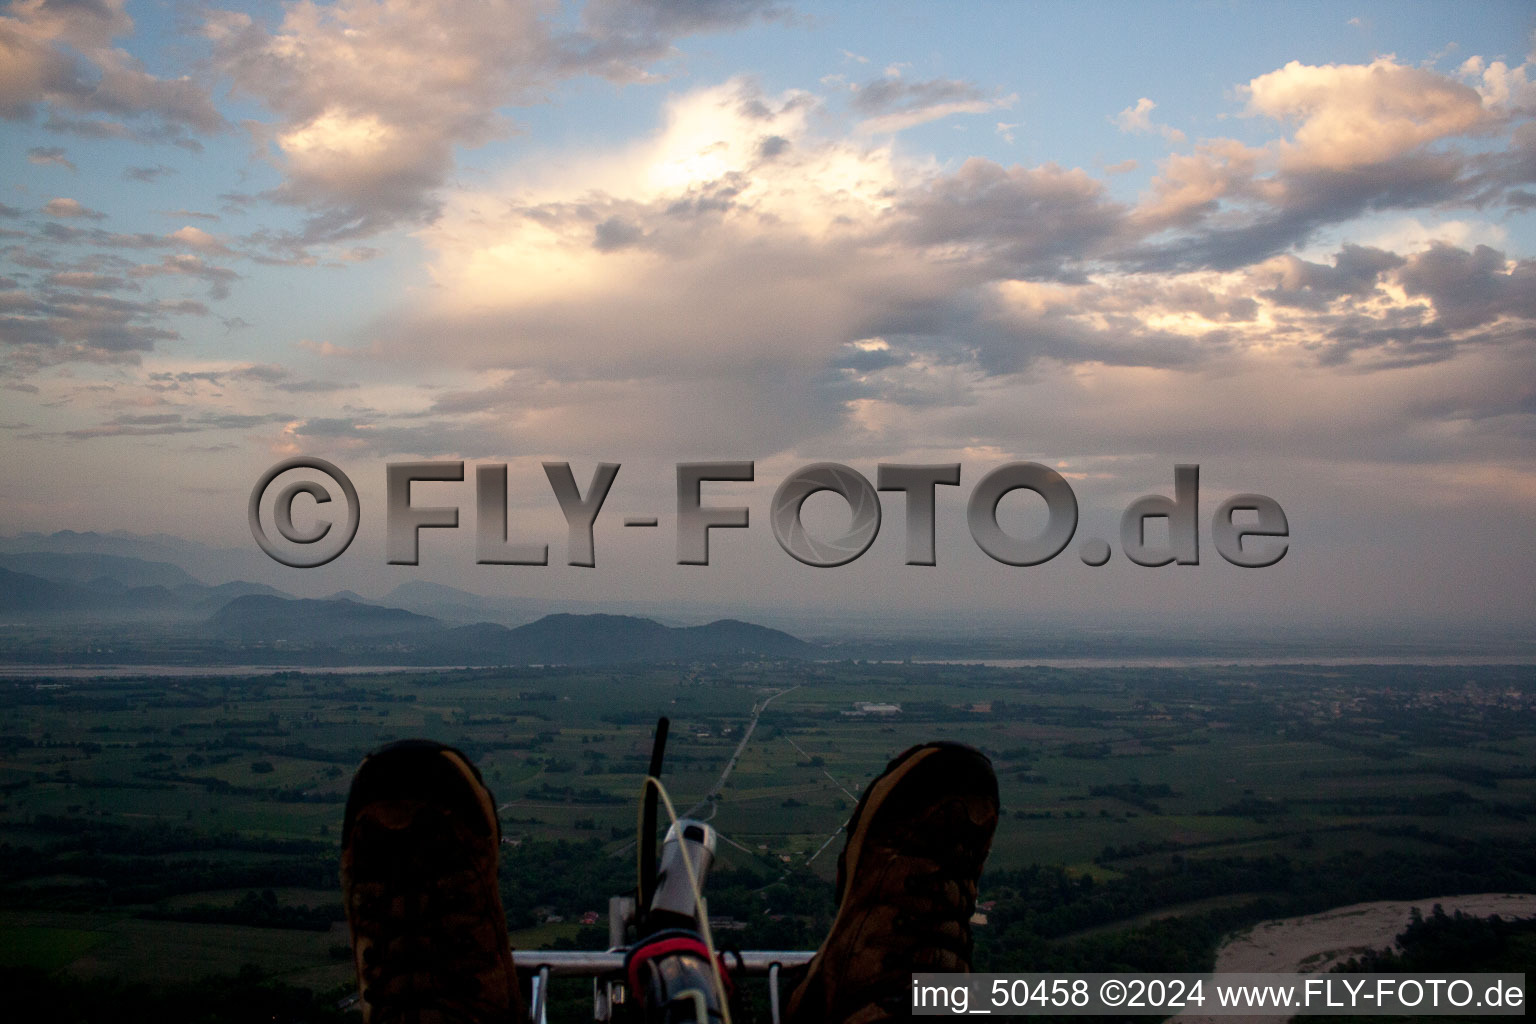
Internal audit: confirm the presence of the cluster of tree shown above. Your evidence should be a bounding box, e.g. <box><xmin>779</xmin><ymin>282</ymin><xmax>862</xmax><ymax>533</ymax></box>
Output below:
<box><xmin>520</xmin><ymin>782</ymin><xmax>626</xmax><ymax>804</ymax></box>
<box><xmin>4</xmin><ymin>965</ymin><xmax>352</xmax><ymax>1023</ymax></box>
<box><xmin>1331</xmin><ymin>905</ymin><xmax>1536</xmax><ymax>973</ymax></box>
<box><xmin>975</xmin><ymin>834</ymin><xmax>1536</xmax><ymax>974</ymax></box>
<box><xmin>0</xmin><ymin>817</ymin><xmax>335</xmax><ymax>908</ymax></box>
<box><xmin>20</xmin><ymin>815</ymin><xmax>327</xmax><ymax>855</ymax></box>
<box><xmin>143</xmin><ymin>888</ymin><xmax>342</xmax><ymax>931</ymax></box>
<box><xmin>498</xmin><ymin>838</ymin><xmax>633</xmax><ymax>927</ymax></box>
<box><xmin>981</xmin><ymin>857</ymin><xmax>1294</xmax><ymax>943</ymax></box>
<box><xmin>1088</xmin><ymin>782</ymin><xmax>1175</xmax><ymax>812</ymax></box>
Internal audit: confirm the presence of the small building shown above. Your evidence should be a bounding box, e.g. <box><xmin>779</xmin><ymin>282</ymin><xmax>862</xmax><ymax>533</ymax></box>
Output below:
<box><xmin>852</xmin><ymin>701</ymin><xmax>901</xmax><ymax>715</ymax></box>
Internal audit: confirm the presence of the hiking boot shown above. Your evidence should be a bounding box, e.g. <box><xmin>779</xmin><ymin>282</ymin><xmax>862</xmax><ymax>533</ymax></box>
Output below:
<box><xmin>786</xmin><ymin>742</ymin><xmax>998</xmax><ymax>1024</ymax></box>
<box><xmin>341</xmin><ymin>739</ymin><xmax>523</xmax><ymax>1023</ymax></box>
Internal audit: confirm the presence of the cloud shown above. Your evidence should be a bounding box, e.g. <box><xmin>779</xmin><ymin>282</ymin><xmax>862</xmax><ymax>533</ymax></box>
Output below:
<box><xmin>0</xmin><ymin>284</ymin><xmax>197</xmax><ymax>374</ymax></box>
<box><xmin>1460</xmin><ymin>54</ymin><xmax>1536</xmax><ymax>114</ymax></box>
<box><xmin>410</xmin><ymin>64</ymin><xmax>1524</xmax><ymax>362</ymax></box>
<box><xmin>34</xmin><ymin>223</ymin><xmax>182</xmax><ymax>250</ymax></box>
<box><xmin>1258</xmin><ymin>244</ymin><xmax>1405</xmax><ymax>309</ymax></box>
<box><xmin>27</xmin><ymin>145</ymin><xmax>75</xmax><ymax>171</ymax></box>
<box><xmin>57</xmin><ymin>414</ymin><xmax>192</xmax><ymax>440</ymax></box>
<box><xmin>146</xmin><ymin>362</ymin><xmax>356</xmax><ymax>395</ymax></box>
<box><xmin>44</xmin><ymin>271</ymin><xmax>135</xmax><ymax>293</ymax></box>
<box><xmin>1243</xmin><ymin>57</ymin><xmax>1495</xmax><ymax>170</ymax></box>
<box><xmin>167</xmin><ymin>225</ymin><xmax>228</xmax><ymax>252</ymax></box>
<box><xmin>0</xmin><ymin>232</ymin><xmax>235</xmax><ymax>383</ymax></box>
<box><xmin>849</xmin><ymin>71</ymin><xmax>1014</xmax><ymax>134</ymax></box>
<box><xmin>1122</xmin><ymin>54</ymin><xmax>1536</xmax><ymax>273</ymax></box>
<box><xmin>569</xmin><ymin>0</ymin><xmax>785</xmax><ymax>75</ymax></box>
<box><xmin>43</xmin><ymin>197</ymin><xmax>106</xmax><ymax>220</ymax></box>
<box><xmin>228</xmin><ymin>362</ymin><xmax>354</xmax><ymax>393</ymax></box>
<box><xmin>298</xmin><ymin>338</ymin><xmax>374</xmax><ymax>359</ymax></box>
<box><xmin>1113</xmin><ymin>97</ymin><xmax>1186</xmax><ymax>144</ymax></box>
<box><xmin>295</xmin><ymin>53</ymin><xmax>1536</xmax><ymax>473</ymax></box>
<box><xmin>403</xmin><ymin>77</ymin><xmax>907</xmax><ymax>380</ymax></box>
<box><xmin>129</xmin><ymin>253</ymin><xmax>239</xmax><ymax>300</ymax></box>
<box><xmin>0</xmin><ymin>0</ymin><xmax>223</xmax><ymax>148</ymax></box>
<box><xmin>893</xmin><ymin>158</ymin><xmax>1128</xmax><ymax>281</ymax></box>
<box><xmin>1396</xmin><ymin>242</ymin><xmax>1536</xmax><ymax>330</ymax></box>
<box><xmin>58</xmin><ymin>407</ymin><xmax>298</xmax><ymax>440</ymax></box>
<box><xmin>157</xmin><ymin>208</ymin><xmax>220</xmax><ymax>223</ymax></box>
<box><xmin>205</xmin><ymin>0</ymin><xmax>784</xmax><ymax>248</ymax></box>
<box><xmin>123</xmin><ymin>164</ymin><xmax>175</xmax><ymax>183</ymax></box>
<box><xmin>5</xmin><ymin>38</ymin><xmax>1533</xmax><ymax>528</ymax></box>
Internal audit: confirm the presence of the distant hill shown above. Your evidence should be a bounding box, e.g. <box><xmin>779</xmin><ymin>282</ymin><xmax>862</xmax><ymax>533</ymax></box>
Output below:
<box><xmin>381</xmin><ymin>581</ymin><xmax>766</xmax><ymax>629</ymax></box>
<box><xmin>193</xmin><ymin>580</ymin><xmax>290</xmax><ymax>603</ymax></box>
<box><xmin>201</xmin><ymin>597</ymin><xmax>812</xmax><ymax>664</ymax></box>
<box><xmin>0</xmin><ymin>552</ymin><xmax>291</xmax><ymax>622</ymax></box>
<box><xmin>0</xmin><ymin>529</ymin><xmax>279</xmax><ymax>587</ymax></box>
<box><xmin>0</xmin><ymin>531</ymin><xmax>799</xmax><ymax>630</ymax></box>
<box><xmin>489</xmin><ymin>613</ymin><xmax>804</xmax><ymax>660</ymax></box>
<box><xmin>678</xmin><ymin>618</ymin><xmax>811</xmax><ymax>658</ymax></box>
<box><xmin>208</xmin><ymin>595</ymin><xmax>439</xmax><ymax>642</ymax></box>
<box><xmin>384</xmin><ymin>580</ymin><xmax>590</xmax><ymax>626</ymax></box>
<box><xmin>489</xmin><ymin>613</ymin><xmax>812</xmax><ymax>664</ymax></box>
<box><xmin>0</xmin><ymin>551</ymin><xmax>201</xmax><ymax>589</ymax></box>
<box><xmin>500</xmin><ymin>612</ymin><xmax>669</xmax><ymax>660</ymax></box>
<box><xmin>0</xmin><ymin>566</ymin><xmax>100</xmax><ymax>614</ymax></box>
<box><xmin>0</xmin><ymin>529</ymin><xmax>199</xmax><ymax>560</ymax></box>
<box><xmin>380</xmin><ymin>580</ymin><xmax>509</xmax><ymax>623</ymax></box>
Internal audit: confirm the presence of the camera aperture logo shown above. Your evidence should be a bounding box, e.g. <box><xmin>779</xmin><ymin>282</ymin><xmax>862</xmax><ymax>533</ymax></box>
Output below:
<box><xmin>249</xmin><ymin>458</ymin><xmax>1289</xmax><ymax>571</ymax></box>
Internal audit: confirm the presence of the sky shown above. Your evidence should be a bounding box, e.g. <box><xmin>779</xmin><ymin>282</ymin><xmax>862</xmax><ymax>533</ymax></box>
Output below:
<box><xmin>1</xmin><ymin>0</ymin><xmax>1534</xmax><ymax>637</ymax></box>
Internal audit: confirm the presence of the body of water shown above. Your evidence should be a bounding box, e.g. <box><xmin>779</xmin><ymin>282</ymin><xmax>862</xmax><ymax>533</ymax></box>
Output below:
<box><xmin>912</xmin><ymin>655</ymin><xmax>1536</xmax><ymax>669</ymax></box>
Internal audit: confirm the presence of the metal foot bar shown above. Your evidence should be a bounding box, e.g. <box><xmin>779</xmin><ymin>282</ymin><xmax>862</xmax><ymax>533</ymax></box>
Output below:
<box><xmin>512</xmin><ymin>949</ymin><xmax>814</xmax><ymax>975</ymax></box>
<box><xmin>512</xmin><ymin>950</ymin><xmax>815</xmax><ymax>1022</ymax></box>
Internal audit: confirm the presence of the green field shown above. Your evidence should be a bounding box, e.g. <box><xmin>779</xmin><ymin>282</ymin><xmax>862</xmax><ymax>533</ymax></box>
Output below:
<box><xmin>1</xmin><ymin>659</ymin><xmax>1533</xmax><ymax>1013</ymax></box>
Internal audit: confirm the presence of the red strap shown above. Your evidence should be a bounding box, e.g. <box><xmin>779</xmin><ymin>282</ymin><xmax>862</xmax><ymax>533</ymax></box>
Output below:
<box><xmin>626</xmin><ymin>935</ymin><xmax>735</xmax><ymax>1000</ymax></box>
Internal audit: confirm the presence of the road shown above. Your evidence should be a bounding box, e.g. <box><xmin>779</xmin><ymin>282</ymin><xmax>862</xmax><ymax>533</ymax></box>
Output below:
<box><xmin>682</xmin><ymin>684</ymin><xmax>798</xmax><ymax>818</ymax></box>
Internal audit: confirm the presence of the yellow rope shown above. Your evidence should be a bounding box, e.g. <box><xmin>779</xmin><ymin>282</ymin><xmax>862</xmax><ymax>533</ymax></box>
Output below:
<box><xmin>635</xmin><ymin>774</ymin><xmax>733</xmax><ymax>1024</ymax></box>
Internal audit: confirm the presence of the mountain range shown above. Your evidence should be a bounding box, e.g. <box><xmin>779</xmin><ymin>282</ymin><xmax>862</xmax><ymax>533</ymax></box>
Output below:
<box><xmin>0</xmin><ymin>534</ymin><xmax>815</xmax><ymax>666</ymax></box>
<box><xmin>206</xmin><ymin>596</ymin><xmax>812</xmax><ymax>664</ymax></box>
<box><xmin>0</xmin><ymin>554</ymin><xmax>287</xmax><ymax>620</ymax></box>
